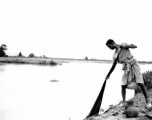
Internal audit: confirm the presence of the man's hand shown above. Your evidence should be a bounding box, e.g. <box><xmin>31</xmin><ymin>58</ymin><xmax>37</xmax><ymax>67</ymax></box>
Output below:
<box><xmin>120</xmin><ymin>43</ymin><xmax>137</xmax><ymax>49</ymax></box>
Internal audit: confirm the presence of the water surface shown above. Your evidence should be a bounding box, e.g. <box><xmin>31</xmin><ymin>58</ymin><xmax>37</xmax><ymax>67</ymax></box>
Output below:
<box><xmin>0</xmin><ymin>62</ymin><xmax>152</xmax><ymax>120</ymax></box>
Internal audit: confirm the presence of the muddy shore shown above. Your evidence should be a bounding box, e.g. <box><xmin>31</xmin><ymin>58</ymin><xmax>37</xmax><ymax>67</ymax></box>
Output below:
<box><xmin>85</xmin><ymin>88</ymin><xmax>152</xmax><ymax>120</ymax></box>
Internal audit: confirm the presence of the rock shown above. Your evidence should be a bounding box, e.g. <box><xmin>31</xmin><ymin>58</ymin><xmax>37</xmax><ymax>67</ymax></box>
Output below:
<box><xmin>146</xmin><ymin>112</ymin><xmax>152</xmax><ymax>119</ymax></box>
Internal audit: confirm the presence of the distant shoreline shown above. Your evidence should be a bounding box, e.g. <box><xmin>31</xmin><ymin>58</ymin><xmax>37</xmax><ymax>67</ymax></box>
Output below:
<box><xmin>0</xmin><ymin>57</ymin><xmax>61</xmax><ymax>66</ymax></box>
<box><xmin>0</xmin><ymin>57</ymin><xmax>152</xmax><ymax>65</ymax></box>
<box><xmin>39</xmin><ymin>57</ymin><xmax>152</xmax><ymax>64</ymax></box>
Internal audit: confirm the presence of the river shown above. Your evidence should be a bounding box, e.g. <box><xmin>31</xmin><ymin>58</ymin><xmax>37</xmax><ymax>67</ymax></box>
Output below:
<box><xmin>0</xmin><ymin>62</ymin><xmax>152</xmax><ymax>120</ymax></box>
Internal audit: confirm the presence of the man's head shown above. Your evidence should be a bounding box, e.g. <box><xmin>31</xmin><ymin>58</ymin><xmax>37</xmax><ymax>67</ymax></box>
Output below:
<box><xmin>106</xmin><ymin>39</ymin><xmax>116</xmax><ymax>50</ymax></box>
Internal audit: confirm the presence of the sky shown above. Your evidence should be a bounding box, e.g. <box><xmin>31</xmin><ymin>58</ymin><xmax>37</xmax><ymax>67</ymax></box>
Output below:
<box><xmin>0</xmin><ymin>0</ymin><xmax>152</xmax><ymax>61</ymax></box>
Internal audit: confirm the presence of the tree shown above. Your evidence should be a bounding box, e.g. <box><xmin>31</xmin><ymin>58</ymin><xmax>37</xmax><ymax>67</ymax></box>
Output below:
<box><xmin>0</xmin><ymin>44</ymin><xmax>7</xmax><ymax>57</ymax></box>
<box><xmin>28</xmin><ymin>53</ymin><xmax>35</xmax><ymax>58</ymax></box>
<box><xmin>18</xmin><ymin>52</ymin><xmax>22</xmax><ymax>57</ymax></box>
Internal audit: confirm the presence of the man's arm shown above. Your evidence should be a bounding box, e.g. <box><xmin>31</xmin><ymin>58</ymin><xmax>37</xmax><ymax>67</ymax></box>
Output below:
<box><xmin>106</xmin><ymin>58</ymin><xmax>118</xmax><ymax>78</ymax></box>
<box><xmin>120</xmin><ymin>44</ymin><xmax>137</xmax><ymax>49</ymax></box>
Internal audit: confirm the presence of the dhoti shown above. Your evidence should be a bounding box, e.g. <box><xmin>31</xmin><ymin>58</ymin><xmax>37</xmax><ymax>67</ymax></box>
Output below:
<box><xmin>121</xmin><ymin>58</ymin><xmax>144</xmax><ymax>86</ymax></box>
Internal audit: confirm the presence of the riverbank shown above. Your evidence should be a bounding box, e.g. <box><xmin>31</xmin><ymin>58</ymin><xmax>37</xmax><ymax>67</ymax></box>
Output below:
<box><xmin>85</xmin><ymin>89</ymin><xmax>152</xmax><ymax>120</ymax></box>
<box><xmin>0</xmin><ymin>57</ymin><xmax>62</xmax><ymax>66</ymax></box>
<box><xmin>85</xmin><ymin>71</ymin><xmax>152</xmax><ymax>120</ymax></box>
<box><xmin>0</xmin><ymin>57</ymin><xmax>110</xmax><ymax>65</ymax></box>
<box><xmin>0</xmin><ymin>57</ymin><xmax>152</xmax><ymax>65</ymax></box>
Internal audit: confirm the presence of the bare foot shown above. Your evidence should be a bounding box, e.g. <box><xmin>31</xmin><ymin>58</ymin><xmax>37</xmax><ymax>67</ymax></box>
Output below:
<box><xmin>146</xmin><ymin>102</ymin><xmax>152</xmax><ymax>110</ymax></box>
<box><xmin>119</xmin><ymin>102</ymin><xmax>127</xmax><ymax>108</ymax></box>
<box><xmin>146</xmin><ymin>98</ymin><xmax>152</xmax><ymax>110</ymax></box>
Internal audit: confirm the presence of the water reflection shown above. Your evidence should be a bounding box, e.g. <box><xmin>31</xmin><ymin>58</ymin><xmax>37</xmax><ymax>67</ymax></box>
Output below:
<box><xmin>0</xmin><ymin>67</ymin><xmax>4</xmax><ymax>72</ymax></box>
<box><xmin>50</xmin><ymin>79</ymin><xmax>60</xmax><ymax>82</ymax></box>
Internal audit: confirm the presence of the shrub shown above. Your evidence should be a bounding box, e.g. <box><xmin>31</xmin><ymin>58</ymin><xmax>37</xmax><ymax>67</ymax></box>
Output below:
<box><xmin>50</xmin><ymin>60</ymin><xmax>57</xmax><ymax>66</ymax></box>
<box><xmin>142</xmin><ymin>70</ymin><xmax>152</xmax><ymax>90</ymax></box>
<box><xmin>134</xmin><ymin>70</ymin><xmax>152</xmax><ymax>94</ymax></box>
<box><xmin>28</xmin><ymin>53</ymin><xmax>35</xmax><ymax>58</ymax></box>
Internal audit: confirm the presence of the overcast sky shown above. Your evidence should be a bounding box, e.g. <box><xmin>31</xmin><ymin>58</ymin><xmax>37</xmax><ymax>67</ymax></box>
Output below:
<box><xmin>0</xmin><ymin>0</ymin><xmax>152</xmax><ymax>61</ymax></box>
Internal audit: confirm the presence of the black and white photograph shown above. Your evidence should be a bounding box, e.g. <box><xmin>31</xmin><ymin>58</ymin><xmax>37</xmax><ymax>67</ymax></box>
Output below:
<box><xmin>0</xmin><ymin>0</ymin><xmax>152</xmax><ymax>120</ymax></box>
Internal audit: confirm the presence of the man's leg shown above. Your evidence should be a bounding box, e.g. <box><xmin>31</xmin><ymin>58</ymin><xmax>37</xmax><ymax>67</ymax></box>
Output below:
<box><xmin>137</xmin><ymin>83</ymin><xmax>150</xmax><ymax>104</ymax></box>
<box><xmin>121</xmin><ymin>85</ymin><xmax>127</xmax><ymax>104</ymax></box>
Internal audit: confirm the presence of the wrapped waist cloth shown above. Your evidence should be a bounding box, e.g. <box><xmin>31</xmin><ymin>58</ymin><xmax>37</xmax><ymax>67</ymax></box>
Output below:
<box><xmin>121</xmin><ymin>57</ymin><xmax>144</xmax><ymax>86</ymax></box>
<box><xmin>122</xmin><ymin>56</ymin><xmax>135</xmax><ymax>73</ymax></box>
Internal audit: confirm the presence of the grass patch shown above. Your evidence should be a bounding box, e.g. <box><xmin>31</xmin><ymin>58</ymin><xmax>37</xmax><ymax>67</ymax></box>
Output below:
<box><xmin>0</xmin><ymin>57</ymin><xmax>60</xmax><ymax>66</ymax></box>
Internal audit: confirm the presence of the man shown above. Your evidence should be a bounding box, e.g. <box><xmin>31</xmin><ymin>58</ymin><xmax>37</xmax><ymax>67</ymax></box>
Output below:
<box><xmin>105</xmin><ymin>39</ymin><xmax>152</xmax><ymax>108</ymax></box>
